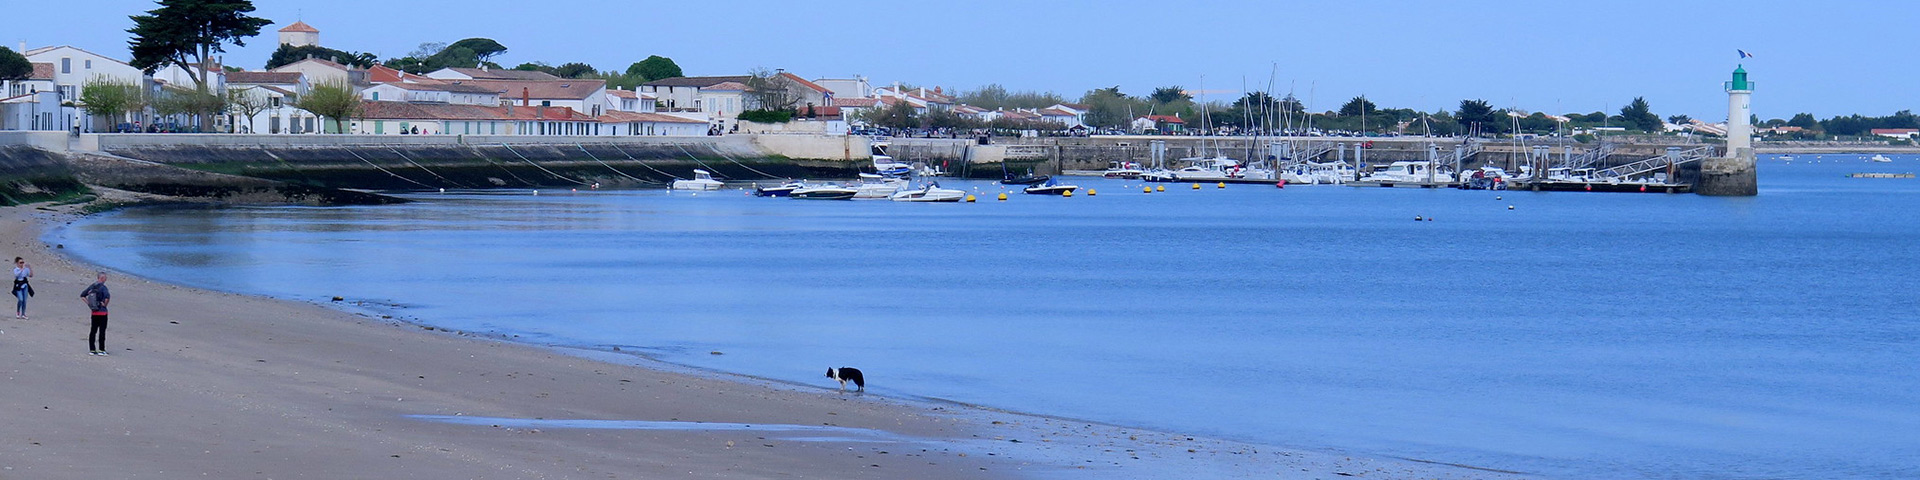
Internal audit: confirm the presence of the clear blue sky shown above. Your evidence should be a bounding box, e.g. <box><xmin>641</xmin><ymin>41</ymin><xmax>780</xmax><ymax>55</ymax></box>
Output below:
<box><xmin>9</xmin><ymin>0</ymin><xmax>1911</xmax><ymax>119</ymax></box>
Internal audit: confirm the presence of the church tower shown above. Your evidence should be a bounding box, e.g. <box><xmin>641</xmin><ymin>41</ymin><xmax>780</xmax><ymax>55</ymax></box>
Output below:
<box><xmin>278</xmin><ymin>21</ymin><xmax>319</xmax><ymax>47</ymax></box>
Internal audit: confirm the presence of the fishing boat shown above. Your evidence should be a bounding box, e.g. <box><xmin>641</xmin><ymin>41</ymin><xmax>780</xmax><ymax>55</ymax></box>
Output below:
<box><xmin>851</xmin><ymin>174</ymin><xmax>907</xmax><ymax>199</ymax></box>
<box><xmin>754</xmin><ymin>180</ymin><xmax>807</xmax><ymax>197</ymax></box>
<box><xmin>789</xmin><ymin>184</ymin><xmax>858</xmax><ymax>200</ymax></box>
<box><xmin>889</xmin><ymin>182</ymin><xmax>967</xmax><ymax>202</ymax></box>
<box><xmin>671</xmin><ymin>169</ymin><xmax>724</xmax><ymax>190</ymax></box>
<box><xmin>1023</xmin><ymin>179</ymin><xmax>1078</xmax><ymax>195</ymax></box>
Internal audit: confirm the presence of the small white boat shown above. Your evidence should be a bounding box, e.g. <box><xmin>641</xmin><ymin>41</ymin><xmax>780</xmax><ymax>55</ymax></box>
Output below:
<box><xmin>1102</xmin><ymin>161</ymin><xmax>1144</xmax><ymax>179</ymax></box>
<box><xmin>1871</xmin><ymin>154</ymin><xmax>1892</xmax><ymax>163</ymax></box>
<box><xmin>889</xmin><ymin>182</ymin><xmax>967</xmax><ymax>202</ymax></box>
<box><xmin>851</xmin><ymin>173</ymin><xmax>907</xmax><ymax>199</ymax></box>
<box><xmin>671</xmin><ymin>169</ymin><xmax>724</xmax><ymax>190</ymax></box>
<box><xmin>1353</xmin><ymin>161</ymin><xmax>1456</xmax><ymax>187</ymax></box>
<box><xmin>870</xmin><ymin>141</ymin><xmax>912</xmax><ymax>176</ymax></box>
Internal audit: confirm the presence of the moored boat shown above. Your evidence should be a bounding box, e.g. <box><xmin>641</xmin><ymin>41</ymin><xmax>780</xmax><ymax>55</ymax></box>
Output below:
<box><xmin>671</xmin><ymin>169</ymin><xmax>724</xmax><ymax>191</ymax></box>
<box><xmin>789</xmin><ymin>184</ymin><xmax>858</xmax><ymax>200</ymax></box>
<box><xmin>889</xmin><ymin>182</ymin><xmax>967</xmax><ymax>202</ymax></box>
<box><xmin>754</xmin><ymin>180</ymin><xmax>807</xmax><ymax>197</ymax></box>
<box><xmin>1023</xmin><ymin>179</ymin><xmax>1079</xmax><ymax>195</ymax></box>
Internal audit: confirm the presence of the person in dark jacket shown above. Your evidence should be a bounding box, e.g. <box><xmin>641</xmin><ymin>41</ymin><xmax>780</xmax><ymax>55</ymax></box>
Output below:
<box><xmin>80</xmin><ymin>272</ymin><xmax>111</xmax><ymax>356</ymax></box>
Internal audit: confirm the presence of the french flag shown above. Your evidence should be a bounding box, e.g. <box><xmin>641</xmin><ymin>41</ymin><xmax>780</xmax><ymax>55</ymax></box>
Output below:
<box><xmin>1738</xmin><ymin>49</ymin><xmax>1754</xmax><ymax>59</ymax></box>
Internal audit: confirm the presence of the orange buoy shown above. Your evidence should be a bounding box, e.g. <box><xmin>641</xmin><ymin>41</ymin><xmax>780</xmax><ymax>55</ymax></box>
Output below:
<box><xmin>1275</xmin><ymin>180</ymin><xmax>1286</xmax><ymax>189</ymax></box>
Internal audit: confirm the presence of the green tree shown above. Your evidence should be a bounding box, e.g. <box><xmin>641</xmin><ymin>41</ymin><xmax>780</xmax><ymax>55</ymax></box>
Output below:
<box><xmin>1787</xmin><ymin>113</ymin><xmax>1818</xmax><ymax>129</ymax></box>
<box><xmin>447</xmin><ymin>38</ymin><xmax>507</xmax><ymax>63</ymax></box>
<box><xmin>1666</xmin><ymin>114</ymin><xmax>1691</xmax><ymax>125</ymax></box>
<box><xmin>382</xmin><ymin>57</ymin><xmax>427</xmax><ymax>74</ymax></box>
<box><xmin>1149</xmin><ymin>86</ymin><xmax>1189</xmax><ymax>104</ymax></box>
<box><xmin>127</xmin><ymin>0</ymin><xmax>272</xmax><ymax>92</ymax></box>
<box><xmin>0</xmin><ymin>47</ymin><xmax>30</xmax><ymax>81</ymax></box>
<box><xmin>626</xmin><ymin>55</ymin><xmax>682</xmax><ymax>81</ymax></box>
<box><xmin>1618</xmin><ymin>96</ymin><xmax>1661</xmax><ymax>132</ymax></box>
<box><xmin>225</xmin><ymin>86</ymin><xmax>270</xmax><ymax>132</ymax></box>
<box><xmin>552</xmin><ymin>62</ymin><xmax>596</xmax><ymax>79</ymax></box>
<box><xmin>860</xmin><ymin>101</ymin><xmax>918</xmax><ymax>130</ymax></box>
<box><xmin>1456</xmin><ymin>99</ymin><xmax>1498</xmax><ymax>136</ymax></box>
<box><xmin>79</xmin><ymin>76</ymin><xmax>146</xmax><ymax>132</ymax></box>
<box><xmin>1079</xmin><ymin>86</ymin><xmax>1137</xmax><ymax>129</ymax></box>
<box><xmin>1339</xmin><ymin>96</ymin><xmax>1377</xmax><ymax>117</ymax></box>
<box><xmin>512</xmin><ymin>62</ymin><xmax>553</xmax><ymax>73</ymax></box>
<box><xmin>296</xmin><ymin>81</ymin><xmax>361</xmax><ymax>134</ymax></box>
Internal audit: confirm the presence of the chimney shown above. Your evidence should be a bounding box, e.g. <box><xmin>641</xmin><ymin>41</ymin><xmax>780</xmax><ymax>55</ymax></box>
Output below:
<box><xmin>522</xmin><ymin>87</ymin><xmax>530</xmax><ymax>107</ymax></box>
<box><xmin>16</xmin><ymin>41</ymin><xmax>25</xmax><ymax>53</ymax></box>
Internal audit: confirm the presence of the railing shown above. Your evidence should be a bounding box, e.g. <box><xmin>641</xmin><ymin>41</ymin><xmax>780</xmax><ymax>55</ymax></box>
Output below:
<box><xmin>1561</xmin><ymin>142</ymin><xmax>1617</xmax><ymax>169</ymax></box>
<box><xmin>1592</xmin><ymin>146</ymin><xmax>1713</xmax><ymax>181</ymax></box>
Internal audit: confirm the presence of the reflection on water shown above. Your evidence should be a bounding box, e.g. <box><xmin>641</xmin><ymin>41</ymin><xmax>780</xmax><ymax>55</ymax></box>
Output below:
<box><xmin>58</xmin><ymin>157</ymin><xmax>1920</xmax><ymax>480</ymax></box>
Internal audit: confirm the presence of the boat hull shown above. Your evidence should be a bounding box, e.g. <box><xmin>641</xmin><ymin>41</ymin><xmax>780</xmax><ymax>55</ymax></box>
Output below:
<box><xmin>1023</xmin><ymin>185</ymin><xmax>1078</xmax><ymax>195</ymax></box>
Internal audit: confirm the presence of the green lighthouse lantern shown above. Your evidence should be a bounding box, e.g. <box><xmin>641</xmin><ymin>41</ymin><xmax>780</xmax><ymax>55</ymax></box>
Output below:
<box><xmin>1727</xmin><ymin>65</ymin><xmax>1751</xmax><ymax>92</ymax></box>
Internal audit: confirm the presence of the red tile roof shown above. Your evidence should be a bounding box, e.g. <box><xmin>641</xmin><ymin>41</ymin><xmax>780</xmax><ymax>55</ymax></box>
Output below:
<box><xmin>1058</xmin><ymin>103</ymin><xmax>1091</xmax><ymax>111</ymax></box>
<box><xmin>360</xmin><ymin>101</ymin><xmax>594</xmax><ymax>122</ymax></box>
<box><xmin>704</xmin><ymin>82</ymin><xmax>747</xmax><ymax>91</ymax></box>
<box><xmin>380</xmin><ymin>81</ymin><xmax>504</xmax><ymax>94</ymax></box>
<box><xmin>29</xmin><ymin>63</ymin><xmax>54</xmax><ymax>80</ymax></box>
<box><xmin>278</xmin><ymin>21</ymin><xmax>319</xmax><ymax>33</ymax></box>
<box><xmin>1870</xmin><ymin>128</ymin><xmax>1918</xmax><ymax>135</ymax></box>
<box><xmin>605</xmin><ymin>89</ymin><xmax>638</xmax><ymax>99</ymax></box>
<box><xmin>1038</xmin><ymin>108</ymin><xmax>1076</xmax><ymax>117</ymax></box>
<box><xmin>778</xmin><ymin>72</ymin><xmax>831</xmax><ymax>94</ymax></box>
<box><xmin>1142</xmin><ymin>115</ymin><xmax>1184</xmax><ymax>124</ymax></box>
<box><xmin>367</xmin><ymin>65</ymin><xmax>404</xmax><ymax>83</ymax></box>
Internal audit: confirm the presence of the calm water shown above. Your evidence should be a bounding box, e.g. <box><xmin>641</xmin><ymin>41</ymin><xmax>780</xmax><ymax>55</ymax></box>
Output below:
<box><xmin>57</xmin><ymin>155</ymin><xmax>1920</xmax><ymax>479</ymax></box>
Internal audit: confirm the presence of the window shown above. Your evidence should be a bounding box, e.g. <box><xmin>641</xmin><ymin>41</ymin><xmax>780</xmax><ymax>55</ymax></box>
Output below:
<box><xmin>541</xmin><ymin>101</ymin><xmax>550</xmax><ymax>107</ymax></box>
<box><xmin>61</xmin><ymin>58</ymin><xmax>71</xmax><ymax>74</ymax></box>
<box><xmin>85</xmin><ymin>60</ymin><xmax>92</xmax><ymax>69</ymax></box>
<box><xmin>371</xmin><ymin>92</ymin><xmax>380</xmax><ymax>101</ymax></box>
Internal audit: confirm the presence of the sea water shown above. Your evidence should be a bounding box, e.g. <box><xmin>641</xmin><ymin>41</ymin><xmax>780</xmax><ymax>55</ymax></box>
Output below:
<box><xmin>57</xmin><ymin>155</ymin><xmax>1920</xmax><ymax>479</ymax></box>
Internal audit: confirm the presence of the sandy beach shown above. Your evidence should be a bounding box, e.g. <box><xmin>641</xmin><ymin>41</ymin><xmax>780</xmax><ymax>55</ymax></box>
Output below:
<box><xmin>0</xmin><ymin>200</ymin><xmax>1524</xmax><ymax>480</ymax></box>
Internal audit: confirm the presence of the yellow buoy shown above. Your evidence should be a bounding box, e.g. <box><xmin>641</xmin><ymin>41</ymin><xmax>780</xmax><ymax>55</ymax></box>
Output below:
<box><xmin>1191</xmin><ymin>183</ymin><xmax>1201</xmax><ymax>190</ymax></box>
<box><xmin>965</xmin><ymin>194</ymin><xmax>977</xmax><ymax>202</ymax></box>
<box><xmin>1156</xmin><ymin>185</ymin><xmax>1165</xmax><ymax>192</ymax></box>
<box><xmin>997</xmin><ymin>192</ymin><xmax>1008</xmax><ymax>201</ymax></box>
<box><xmin>1217</xmin><ymin>182</ymin><xmax>1226</xmax><ymax>189</ymax></box>
<box><xmin>1143</xmin><ymin>186</ymin><xmax>1152</xmax><ymax>193</ymax></box>
<box><xmin>1087</xmin><ymin>188</ymin><xmax>1097</xmax><ymax>196</ymax></box>
<box><xmin>1062</xmin><ymin>190</ymin><xmax>1073</xmax><ymax>197</ymax></box>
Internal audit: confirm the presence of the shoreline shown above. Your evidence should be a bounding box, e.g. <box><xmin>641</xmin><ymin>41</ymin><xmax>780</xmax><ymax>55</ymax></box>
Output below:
<box><xmin>6</xmin><ymin>199</ymin><xmax>1529</xmax><ymax>479</ymax></box>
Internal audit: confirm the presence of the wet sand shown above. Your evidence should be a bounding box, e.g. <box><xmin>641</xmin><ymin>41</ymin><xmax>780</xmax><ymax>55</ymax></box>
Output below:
<box><xmin>0</xmin><ymin>200</ymin><xmax>1526</xmax><ymax>479</ymax></box>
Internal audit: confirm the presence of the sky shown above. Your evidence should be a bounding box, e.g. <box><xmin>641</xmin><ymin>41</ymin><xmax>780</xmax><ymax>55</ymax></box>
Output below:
<box><xmin>8</xmin><ymin>0</ymin><xmax>1914</xmax><ymax>120</ymax></box>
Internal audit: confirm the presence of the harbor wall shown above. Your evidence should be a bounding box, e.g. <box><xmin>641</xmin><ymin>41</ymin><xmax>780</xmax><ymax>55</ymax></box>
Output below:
<box><xmin>0</xmin><ymin>145</ymin><xmax>86</xmax><ymax>206</ymax></box>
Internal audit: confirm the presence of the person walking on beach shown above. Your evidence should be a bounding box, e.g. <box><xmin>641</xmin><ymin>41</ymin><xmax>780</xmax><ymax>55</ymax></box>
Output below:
<box><xmin>11</xmin><ymin>257</ymin><xmax>31</xmax><ymax>319</ymax></box>
<box><xmin>80</xmin><ymin>272</ymin><xmax>110</xmax><ymax>356</ymax></box>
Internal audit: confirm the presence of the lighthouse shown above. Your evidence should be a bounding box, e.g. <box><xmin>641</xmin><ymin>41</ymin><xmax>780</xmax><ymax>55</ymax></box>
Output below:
<box><xmin>1697</xmin><ymin>65</ymin><xmax>1758</xmax><ymax>196</ymax></box>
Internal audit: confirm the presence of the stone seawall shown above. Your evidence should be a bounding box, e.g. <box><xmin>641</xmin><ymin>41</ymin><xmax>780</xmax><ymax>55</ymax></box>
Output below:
<box><xmin>0</xmin><ymin>145</ymin><xmax>86</xmax><ymax>206</ymax></box>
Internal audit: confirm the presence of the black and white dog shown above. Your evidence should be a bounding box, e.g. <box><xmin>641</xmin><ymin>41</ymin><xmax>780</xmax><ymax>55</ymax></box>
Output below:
<box><xmin>826</xmin><ymin>367</ymin><xmax>865</xmax><ymax>392</ymax></box>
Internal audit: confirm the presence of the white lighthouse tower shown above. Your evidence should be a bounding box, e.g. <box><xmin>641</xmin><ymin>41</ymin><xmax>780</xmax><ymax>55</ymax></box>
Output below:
<box><xmin>1698</xmin><ymin>65</ymin><xmax>1758</xmax><ymax>196</ymax></box>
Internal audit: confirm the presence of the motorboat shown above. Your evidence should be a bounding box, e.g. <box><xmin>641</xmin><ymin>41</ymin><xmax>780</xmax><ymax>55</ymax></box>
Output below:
<box><xmin>1871</xmin><ymin>154</ymin><xmax>1892</xmax><ymax>163</ymax></box>
<box><xmin>1102</xmin><ymin>161</ymin><xmax>1144</xmax><ymax>179</ymax></box>
<box><xmin>889</xmin><ymin>182</ymin><xmax>967</xmax><ymax>202</ymax></box>
<box><xmin>1023</xmin><ymin>179</ymin><xmax>1079</xmax><ymax>195</ymax></box>
<box><xmin>851</xmin><ymin>173</ymin><xmax>907</xmax><ymax>199</ymax></box>
<box><xmin>671</xmin><ymin>169</ymin><xmax>724</xmax><ymax>190</ymax></box>
<box><xmin>1354</xmin><ymin>161</ymin><xmax>1456</xmax><ymax>187</ymax></box>
<box><xmin>754</xmin><ymin>180</ymin><xmax>807</xmax><ymax>197</ymax></box>
<box><xmin>789</xmin><ymin>184</ymin><xmax>858</xmax><ymax>200</ymax></box>
<box><xmin>1279</xmin><ymin>161</ymin><xmax>1352</xmax><ymax>185</ymax></box>
<box><xmin>1457</xmin><ymin>166</ymin><xmax>1512</xmax><ymax>190</ymax></box>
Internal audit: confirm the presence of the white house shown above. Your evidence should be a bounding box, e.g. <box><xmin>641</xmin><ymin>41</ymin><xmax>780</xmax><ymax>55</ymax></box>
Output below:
<box><xmin>3</xmin><ymin>62</ymin><xmax>55</xmax><ymax>99</ymax></box>
<box><xmin>602</xmin><ymin>88</ymin><xmax>657</xmax><ymax>113</ymax></box>
<box><xmin>271</xmin><ymin>57</ymin><xmax>358</xmax><ymax>88</ymax></box>
<box><xmin>20</xmin><ymin>45</ymin><xmax>147</xmax><ymax>102</ymax></box>
<box><xmin>361</xmin><ymin>81</ymin><xmax>503</xmax><ymax>106</ymax></box>
<box><xmin>224</xmin><ymin>71</ymin><xmax>319</xmax><ymax>134</ymax></box>
<box><xmin>598</xmin><ymin>110</ymin><xmax>710</xmax><ymax>136</ymax></box>
<box><xmin>639</xmin><ymin>75</ymin><xmax>749</xmax><ymax>113</ymax></box>
<box><xmin>697</xmin><ymin>81</ymin><xmax>747</xmax><ymax>121</ymax></box>
<box><xmin>0</xmin><ymin>91</ymin><xmax>65</xmax><ymax>131</ymax></box>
